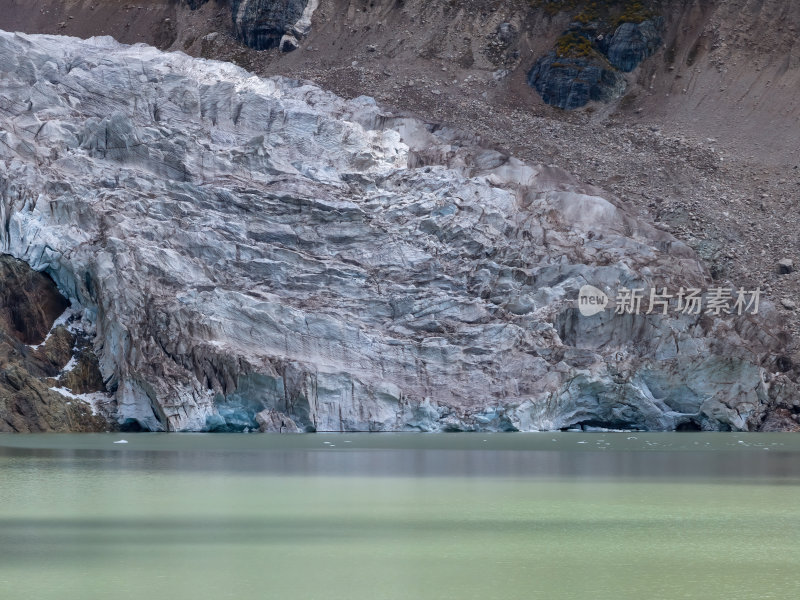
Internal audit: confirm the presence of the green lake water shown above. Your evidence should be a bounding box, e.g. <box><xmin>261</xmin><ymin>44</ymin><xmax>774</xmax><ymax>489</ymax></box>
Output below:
<box><xmin>1</xmin><ymin>432</ymin><xmax>799</xmax><ymax>600</ymax></box>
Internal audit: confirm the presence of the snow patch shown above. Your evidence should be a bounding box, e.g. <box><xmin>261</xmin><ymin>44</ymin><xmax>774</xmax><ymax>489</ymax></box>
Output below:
<box><xmin>60</xmin><ymin>355</ymin><xmax>79</xmax><ymax>374</ymax></box>
<box><xmin>28</xmin><ymin>306</ymin><xmax>77</xmax><ymax>350</ymax></box>
<box><xmin>49</xmin><ymin>386</ymin><xmax>112</xmax><ymax>416</ymax></box>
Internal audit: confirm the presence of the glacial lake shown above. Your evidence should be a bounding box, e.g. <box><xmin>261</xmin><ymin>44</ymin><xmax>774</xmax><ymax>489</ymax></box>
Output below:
<box><xmin>1</xmin><ymin>433</ymin><xmax>799</xmax><ymax>600</ymax></box>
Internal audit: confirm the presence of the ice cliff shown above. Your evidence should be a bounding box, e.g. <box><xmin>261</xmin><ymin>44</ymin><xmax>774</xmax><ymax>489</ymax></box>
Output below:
<box><xmin>0</xmin><ymin>31</ymin><xmax>786</xmax><ymax>432</ymax></box>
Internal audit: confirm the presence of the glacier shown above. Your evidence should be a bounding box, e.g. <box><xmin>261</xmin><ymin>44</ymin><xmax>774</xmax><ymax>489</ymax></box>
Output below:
<box><xmin>0</xmin><ymin>30</ymin><xmax>786</xmax><ymax>432</ymax></box>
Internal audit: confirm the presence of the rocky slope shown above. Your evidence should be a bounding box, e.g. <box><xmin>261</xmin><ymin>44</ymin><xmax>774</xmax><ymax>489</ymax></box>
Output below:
<box><xmin>0</xmin><ymin>256</ymin><xmax>111</xmax><ymax>432</ymax></box>
<box><xmin>0</xmin><ymin>30</ymin><xmax>792</xmax><ymax>432</ymax></box>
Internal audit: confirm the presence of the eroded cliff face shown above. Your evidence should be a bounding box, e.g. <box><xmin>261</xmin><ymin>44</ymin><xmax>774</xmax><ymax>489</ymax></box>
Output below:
<box><xmin>0</xmin><ymin>30</ymin><xmax>789</xmax><ymax>432</ymax></box>
<box><xmin>0</xmin><ymin>256</ymin><xmax>111</xmax><ymax>432</ymax></box>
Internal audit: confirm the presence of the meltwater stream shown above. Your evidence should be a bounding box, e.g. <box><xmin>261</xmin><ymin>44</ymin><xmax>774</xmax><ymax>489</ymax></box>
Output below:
<box><xmin>1</xmin><ymin>433</ymin><xmax>799</xmax><ymax>600</ymax></box>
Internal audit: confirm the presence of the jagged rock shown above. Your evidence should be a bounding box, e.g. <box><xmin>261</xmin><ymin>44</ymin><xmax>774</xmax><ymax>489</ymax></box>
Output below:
<box><xmin>230</xmin><ymin>0</ymin><xmax>318</xmax><ymax>51</ymax></box>
<box><xmin>606</xmin><ymin>19</ymin><xmax>662</xmax><ymax>72</ymax></box>
<box><xmin>760</xmin><ymin>408</ymin><xmax>800</xmax><ymax>432</ymax></box>
<box><xmin>256</xmin><ymin>409</ymin><xmax>302</xmax><ymax>433</ymax></box>
<box><xmin>528</xmin><ymin>51</ymin><xmax>626</xmax><ymax>110</ymax></box>
<box><xmin>32</xmin><ymin>325</ymin><xmax>74</xmax><ymax>372</ymax></box>
<box><xmin>0</xmin><ymin>255</ymin><xmax>70</xmax><ymax>345</ymax></box>
<box><xmin>778</xmin><ymin>258</ymin><xmax>794</xmax><ymax>275</ymax></box>
<box><xmin>0</xmin><ymin>257</ymin><xmax>111</xmax><ymax>432</ymax></box>
<box><xmin>0</xmin><ymin>31</ymin><xmax>789</xmax><ymax>433</ymax></box>
<box><xmin>59</xmin><ymin>345</ymin><xmax>107</xmax><ymax>395</ymax></box>
<box><xmin>0</xmin><ymin>365</ymin><xmax>108</xmax><ymax>432</ymax></box>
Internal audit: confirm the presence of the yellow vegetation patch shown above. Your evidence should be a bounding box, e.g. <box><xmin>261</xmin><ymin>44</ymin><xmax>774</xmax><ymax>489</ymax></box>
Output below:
<box><xmin>555</xmin><ymin>31</ymin><xmax>596</xmax><ymax>58</ymax></box>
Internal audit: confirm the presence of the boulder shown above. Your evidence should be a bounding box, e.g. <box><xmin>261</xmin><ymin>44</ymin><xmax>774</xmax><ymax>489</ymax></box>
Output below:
<box><xmin>256</xmin><ymin>409</ymin><xmax>303</xmax><ymax>433</ymax></box>
<box><xmin>528</xmin><ymin>51</ymin><xmax>626</xmax><ymax>110</ymax></box>
<box><xmin>606</xmin><ymin>19</ymin><xmax>662</xmax><ymax>72</ymax></box>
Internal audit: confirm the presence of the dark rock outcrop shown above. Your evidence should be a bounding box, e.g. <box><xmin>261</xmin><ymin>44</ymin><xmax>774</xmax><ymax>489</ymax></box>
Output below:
<box><xmin>529</xmin><ymin>11</ymin><xmax>663</xmax><ymax>109</ymax></box>
<box><xmin>528</xmin><ymin>51</ymin><xmax>626</xmax><ymax>110</ymax></box>
<box><xmin>607</xmin><ymin>19</ymin><xmax>663</xmax><ymax>72</ymax></box>
<box><xmin>0</xmin><ymin>255</ymin><xmax>69</xmax><ymax>345</ymax></box>
<box><xmin>230</xmin><ymin>0</ymin><xmax>310</xmax><ymax>50</ymax></box>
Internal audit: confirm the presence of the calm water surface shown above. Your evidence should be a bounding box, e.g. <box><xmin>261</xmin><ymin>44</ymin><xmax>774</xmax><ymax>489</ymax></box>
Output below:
<box><xmin>1</xmin><ymin>432</ymin><xmax>799</xmax><ymax>600</ymax></box>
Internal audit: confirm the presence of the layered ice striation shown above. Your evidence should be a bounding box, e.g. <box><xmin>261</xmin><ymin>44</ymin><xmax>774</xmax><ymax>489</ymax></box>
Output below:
<box><xmin>0</xmin><ymin>30</ymin><xmax>785</xmax><ymax>432</ymax></box>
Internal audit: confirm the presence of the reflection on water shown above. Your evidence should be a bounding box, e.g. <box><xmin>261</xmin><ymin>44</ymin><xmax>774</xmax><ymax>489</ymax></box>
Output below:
<box><xmin>2</xmin><ymin>432</ymin><xmax>799</xmax><ymax>479</ymax></box>
<box><xmin>1</xmin><ymin>433</ymin><xmax>799</xmax><ymax>600</ymax></box>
